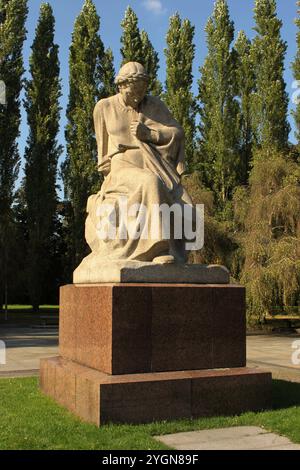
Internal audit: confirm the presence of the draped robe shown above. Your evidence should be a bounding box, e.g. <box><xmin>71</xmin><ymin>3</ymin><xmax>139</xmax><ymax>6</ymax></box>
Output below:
<box><xmin>84</xmin><ymin>93</ymin><xmax>193</xmax><ymax>263</ymax></box>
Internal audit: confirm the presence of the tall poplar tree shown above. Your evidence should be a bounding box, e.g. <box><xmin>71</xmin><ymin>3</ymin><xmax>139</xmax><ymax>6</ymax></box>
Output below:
<box><xmin>198</xmin><ymin>0</ymin><xmax>240</xmax><ymax>207</ymax></box>
<box><xmin>120</xmin><ymin>6</ymin><xmax>162</xmax><ymax>95</ymax></box>
<box><xmin>24</xmin><ymin>3</ymin><xmax>61</xmax><ymax>309</ymax></box>
<box><xmin>102</xmin><ymin>47</ymin><xmax>116</xmax><ymax>97</ymax></box>
<box><xmin>63</xmin><ymin>0</ymin><xmax>110</xmax><ymax>270</ymax></box>
<box><xmin>0</xmin><ymin>0</ymin><xmax>28</xmax><ymax>309</ymax></box>
<box><xmin>120</xmin><ymin>6</ymin><xmax>143</xmax><ymax>64</ymax></box>
<box><xmin>292</xmin><ymin>1</ymin><xmax>300</xmax><ymax>144</ymax></box>
<box><xmin>251</xmin><ymin>0</ymin><xmax>289</xmax><ymax>150</ymax></box>
<box><xmin>165</xmin><ymin>13</ymin><xmax>196</xmax><ymax>172</ymax></box>
<box><xmin>235</xmin><ymin>31</ymin><xmax>255</xmax><ymax>184</ymax></box>
<box><xmin>140</xmin><ymin>30</ymin><xmax>162</xmax><ymax>96</ymax></box>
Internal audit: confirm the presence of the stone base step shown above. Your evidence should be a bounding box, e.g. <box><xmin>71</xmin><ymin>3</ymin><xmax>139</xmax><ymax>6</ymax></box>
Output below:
<box><xmin>40</xmin><ymin>356</ymin><xmax>272</xmax><ymax>426</ymax></box>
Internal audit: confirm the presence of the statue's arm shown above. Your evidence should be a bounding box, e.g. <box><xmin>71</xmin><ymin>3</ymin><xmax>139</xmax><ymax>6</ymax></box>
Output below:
<box><xmin>94</xmin><ymin>100</ymin><xmax>109</xmax><ymax>168</ymax></box>
<box><xmin>143</xmin><ymin>97</ymin><xmax>185</xmax><ymax>145</ymax></box>
<box><xmin>142</xmin><ymin>97</ymin><xmax>186</xmax><ymax>175</ymax></box>
<box><xmin>147</xmin><ymin>125</ymin><xmax>184</xmax><ymax>146</ymax></box>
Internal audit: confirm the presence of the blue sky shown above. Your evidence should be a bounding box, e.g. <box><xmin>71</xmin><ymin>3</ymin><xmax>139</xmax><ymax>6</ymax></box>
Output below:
<box><xmin>19</xmin><ymin>0</ymin><xmax>299</xmax><ymax>187</ymax></box>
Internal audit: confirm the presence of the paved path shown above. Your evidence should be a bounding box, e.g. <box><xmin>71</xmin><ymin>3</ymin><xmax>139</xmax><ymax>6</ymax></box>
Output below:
<box><xmin>156</xmin><ymin>426</ymin><xmax>300</xmax><ymax>450</ymax></box>
<box><xmin>0</xmin><ymin>327</ymin><xmax>58</xmax><ymax>377</ymax></box>
<box><xmin>247</xmin><ymin>334</ymin><xmax>300</xmax><ymax>382</ymax></box>
<box><xmin>0</xmin><ymin>328</ymin><xmax>300</xmax><ymax>380</ymax></box>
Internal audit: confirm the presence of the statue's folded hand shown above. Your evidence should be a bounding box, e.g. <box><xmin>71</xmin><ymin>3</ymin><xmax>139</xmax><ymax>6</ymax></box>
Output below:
<box><xmin>130</xmin><ymin>120</ymin><xmax>152</xmax><ymax>142</ymax></box>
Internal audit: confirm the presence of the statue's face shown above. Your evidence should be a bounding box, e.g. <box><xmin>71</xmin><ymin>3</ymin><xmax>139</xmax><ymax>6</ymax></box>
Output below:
<box><xmin>119</xmin><ymin>79</ymin><xmax>148</xmax><ymax>108</ymax></box>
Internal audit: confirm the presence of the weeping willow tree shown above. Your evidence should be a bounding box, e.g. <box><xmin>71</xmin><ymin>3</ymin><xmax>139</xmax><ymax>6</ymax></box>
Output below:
<box><xmin>233</xmin><ymin>149</ymin><xmax>300</xmax><ymax>324</ymax></box>
<box><xmin>182</xmin><ymin>173</ymin><xmax>238</xmax><ymax>268</ymax></box>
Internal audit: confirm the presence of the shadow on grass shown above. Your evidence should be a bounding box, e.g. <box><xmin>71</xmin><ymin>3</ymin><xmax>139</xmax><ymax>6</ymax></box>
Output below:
<box><xmin>272</xmin><ymin>379</ymin><xmax>300</xmax><ymax>409</ymax></box>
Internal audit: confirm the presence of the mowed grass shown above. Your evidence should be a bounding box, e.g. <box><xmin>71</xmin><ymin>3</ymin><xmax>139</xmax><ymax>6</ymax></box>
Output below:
<box><xmin>0</xmin><ymin>377</ymin><xmax>300</xmax><ymax>450</ymax></box>
<box><xmin>2</xmin><ymin>305</ymin><xmax>59</xmax><ymax>312</ymax></box>
<box><xmin>0</xmin><ymin>305</ymin><xmax>59</xmax><ymax>325</ymax></box>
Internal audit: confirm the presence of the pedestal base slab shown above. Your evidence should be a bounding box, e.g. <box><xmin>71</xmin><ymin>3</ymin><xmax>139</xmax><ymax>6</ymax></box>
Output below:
<box><xmin>40</xmin><ymin>357</ymin><xmax>272</xmax><ymax>426</ymax></box>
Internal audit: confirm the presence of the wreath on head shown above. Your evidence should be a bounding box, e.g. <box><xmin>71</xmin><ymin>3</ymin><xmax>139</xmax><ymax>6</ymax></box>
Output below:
<box><xmin>115</xmin><ymin>72</ymin><xmax>149</xmax><ymax>85</ymax></box>
<box><xmin>115</xmin><ymin>62</ymin><xmax>150</xmax><ymax>85</ymax></box>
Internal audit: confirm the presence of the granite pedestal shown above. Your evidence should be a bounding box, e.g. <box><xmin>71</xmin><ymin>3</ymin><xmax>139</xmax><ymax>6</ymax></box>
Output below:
<box><xmin>40</xmin><ymin>283</ymin><xmax>272</xmax><ymax>425</ymax></box>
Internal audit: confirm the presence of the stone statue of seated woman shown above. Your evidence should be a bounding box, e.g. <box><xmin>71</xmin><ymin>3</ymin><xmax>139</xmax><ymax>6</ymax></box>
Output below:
<box><xmin>73</xmin><ymin>62</ymin><xmax>228</xmax><ymax>284</ymax></box>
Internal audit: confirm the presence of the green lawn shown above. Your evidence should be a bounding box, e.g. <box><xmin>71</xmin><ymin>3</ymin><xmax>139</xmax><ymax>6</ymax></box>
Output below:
<box><xmin>0</xmin><ymin>305</ymin><xmax>59</xmax><ymax>325</ymax></box>
<box><xmin>0</xmin><ymin>378</ymin><xmax>300</xmax><ymax>450</ymax></box>
<box><xmin>2</xmin><ymin>305</ymin><xmax>59</xmax><ymax>312</ymax></box>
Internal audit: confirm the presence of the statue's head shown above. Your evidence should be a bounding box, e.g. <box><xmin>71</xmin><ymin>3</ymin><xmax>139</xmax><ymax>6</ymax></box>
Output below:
<box><xmin>115</xmin><ymin>62</ymin><xmax>149</xmax><ymax>108</ymax></box>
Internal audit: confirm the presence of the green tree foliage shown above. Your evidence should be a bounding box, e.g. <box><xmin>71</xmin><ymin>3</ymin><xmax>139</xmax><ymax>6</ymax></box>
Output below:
<box><xmin>140</xmin><ymin>30</ymin><xmax>162</xmax><ymax>96</ymax></box>
<box><xmin>235</xmin><ymin>31</ymin><xmax>255</xmax><ymax>185</ymax></box>
<box><xmin>165</xmin><ymin>12</ymin><xmax>196</xmax><ymax>173</ymax></box>
<box><xmin>198</xmin><ymin>0</ymin><xmax>240</xmax><ymax>207</ymax></box>
<box><xmin>102</xmin><ymin>47</ymin><xmax>116</xmax><ymax>97</ymax></box>
<box><xmin>236</xmin><ymin>0</ymin><xmax>298</xmax><ymax>325</ymax></box>
<box><xmin>0</xmin><ymin>0</ymin><xmax>28</xmax><ymax>308</ymax></box>
<box><xmin>292</xmin><ymin>1</ymin><xmax>300</xmax><ymax>144</ymax></box>
<box><xmin>234</xmin><ymin>149</ymin><xmax>300</xmax><ymax>324</ymax></box>
<box><xmin>182</xmin><ymin>172</ymin><xmax>238</xmax><ymax>268</ymax></box>
<box><xmin>251</xmin><ymin>0</ymin><xmax>290</xmax><ymax>150</ymax></box>
<box><xmin>120</xmin><ymin>6</ymin><xmax>162</xmax><ymax>96</ymax></box>
<box><xmin>63</xmin><ymin>0</ymin><xmax>111</xmax><ymax>271</ymax></box>
<box><xmin>24</xmin><ymin>3</ymin><xmax>62</xmax><ymax>309</ymax></box>
<box><xmin>120</xmin><ymin>6</ymin><xmax>143</xmax><ymax>64</ymax></box>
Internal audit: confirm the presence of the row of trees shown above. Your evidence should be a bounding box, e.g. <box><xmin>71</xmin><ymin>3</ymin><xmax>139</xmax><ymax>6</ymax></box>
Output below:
<box><xmin>0</xmin><ymin>0</ymin><xmax>299</xmax><ymax>322</ymax></box>
<box><xmin>192</xmin><ymin>0</ymin><xmax>299</xmax><ymax>323</ymax></box>
<box><xmin>0</xmin><ymin>0</ymin><xmax>28</xmax><ymax>308</ymax></box>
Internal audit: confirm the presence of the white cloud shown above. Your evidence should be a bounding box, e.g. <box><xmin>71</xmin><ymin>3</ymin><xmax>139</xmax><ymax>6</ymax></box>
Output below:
<box><xmin>143</xmin><ymin>0</ymin><xmax>166</xmax><ymax>15</ymax></box>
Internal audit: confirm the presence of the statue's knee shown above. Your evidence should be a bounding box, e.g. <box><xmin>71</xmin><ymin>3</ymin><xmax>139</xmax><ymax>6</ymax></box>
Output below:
<box><xmin>143</xmin><ymin>172</ymin><xmax>162</xmax><ymax>191</ymax></box>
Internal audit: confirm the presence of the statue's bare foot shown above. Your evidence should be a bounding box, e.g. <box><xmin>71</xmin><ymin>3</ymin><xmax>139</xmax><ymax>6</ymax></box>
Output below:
<box><xmin>152</xmin><ymin>254</ymin><xmax>175</xmax><ymax>264</ymax></box>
